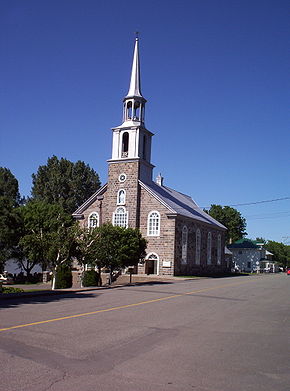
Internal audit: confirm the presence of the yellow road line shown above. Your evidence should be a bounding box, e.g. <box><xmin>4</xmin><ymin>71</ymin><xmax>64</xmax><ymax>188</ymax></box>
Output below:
<box><xmin>0</xmin><ymin>279</ymin><xmax>256</xmax><ymax>332</ymax></box>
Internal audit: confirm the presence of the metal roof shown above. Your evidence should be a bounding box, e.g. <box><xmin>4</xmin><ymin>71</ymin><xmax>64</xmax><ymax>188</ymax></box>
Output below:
<box><xmin>140</xmin><ymin>181</ymin><xmax>227</xmax><ymax>230</ymax></box>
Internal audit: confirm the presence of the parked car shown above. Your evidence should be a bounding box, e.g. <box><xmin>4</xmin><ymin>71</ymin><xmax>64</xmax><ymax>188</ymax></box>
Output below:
<box><xmin>286</xmin><ymin>268</ymin><xmax>290</xmax><ymax>276</ymax></box>
<box><xmin>0</xmin><ymin>273</ymin><xmax>14</xmax><ymax>284</ymax></box>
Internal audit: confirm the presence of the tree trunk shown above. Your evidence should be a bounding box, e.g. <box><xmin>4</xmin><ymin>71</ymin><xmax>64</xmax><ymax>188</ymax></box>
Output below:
<box><xmin>98</xmin><ymin>265</ymin><xmax>102</xmax><ymax>286</ymax></box>
<box><xmin>51</xmin><ymin>269</ymin><xmax>57</xmax><ymax>290</ymax></box>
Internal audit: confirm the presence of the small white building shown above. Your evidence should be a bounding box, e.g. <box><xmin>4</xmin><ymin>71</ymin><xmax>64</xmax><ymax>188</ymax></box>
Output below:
<box><xmin>228</xmin><ymin>239</ymin><xmax>274</xmax><ymax>273</ymax></box>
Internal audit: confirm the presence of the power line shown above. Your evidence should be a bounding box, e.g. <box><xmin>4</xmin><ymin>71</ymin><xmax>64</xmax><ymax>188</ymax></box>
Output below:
<box><xmin>202</xmin><ymin>196</ymin><xmax>290</xmax><ymax>209</ymax></box>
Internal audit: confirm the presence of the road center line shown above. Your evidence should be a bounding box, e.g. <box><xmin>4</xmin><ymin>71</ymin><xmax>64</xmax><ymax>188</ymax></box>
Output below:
<box><xmin>0</xmin><ymin>279</ymin><xmax>256</xmax><ymax>332</ymax></box>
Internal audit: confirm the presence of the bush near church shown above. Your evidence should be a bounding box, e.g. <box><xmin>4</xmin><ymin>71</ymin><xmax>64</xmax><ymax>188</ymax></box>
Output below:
<box><xmin>54</xmin><ymin>265</ymin><xmax>72</xmax><ymax>289</ymax></box>
<box><xmin>82</xmin><ymin>270</ymin><xmax>100</xmax><ymax>287</ymax></box>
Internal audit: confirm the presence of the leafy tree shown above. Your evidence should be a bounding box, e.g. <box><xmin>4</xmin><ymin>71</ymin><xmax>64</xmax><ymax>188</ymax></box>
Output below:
<box><xmin>206</xmin><ymin>204</ymin><xmax>247</xmax><ymax>244</ymax></box>
<box><xmin>265</xmin><ymin>240</ymin><xmax>290</xmax><ymax>269</ymax></box>
<box><xmin>97</xmin><ymin>224</ymin><xmax>147</xmax><ymax>282</ymax></box>
<box><xmin>46</xmin><ymin>223</ymin><xmax>80</xmax><ymax>289</ymax></box>
<box><xmin>15</xmin><ymin>201</ymin><xmax>75</xmax><ymax>283</ymax></box>
<box><xmin>0</xmin><ymin>167</ymin><xmax>21</xmax><ymax>206</ymax></box>
<box><xmin>77</xmin><ymin>224</ymin><xmax>147</xmax><ymax>283</ymax></box>
<box><xmin>31</xmin><ymin>156</ymin><xmax>101</xmax><ymax>213</ymax></box>
<box><xmin>0</xmin><ymin>198</ymin><xmax>21</xmax><ymax>272</ymax></box>
<box><xmin>255</xmin><ymin>237</ymin><xmax>266</xmax><ymax>244</ymax></box>
<box><xmin>0</xmin><ymin>168</ymin><xmax>22</xmax><ymax>272</ymax></box>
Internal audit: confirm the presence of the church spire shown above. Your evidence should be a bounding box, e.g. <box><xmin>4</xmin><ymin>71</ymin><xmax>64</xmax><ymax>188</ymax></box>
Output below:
<box><xmin>122</xmin><ymin>35</ymin><xmax>146</xmax><ymax>125</ymax></box>
<box><xmin>125</xmin><ymin>35</ymin><xmax>143</xmax><ymax>98</ymax></box>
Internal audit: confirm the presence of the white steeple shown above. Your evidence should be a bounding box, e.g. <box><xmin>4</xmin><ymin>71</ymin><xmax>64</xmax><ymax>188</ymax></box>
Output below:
<box><xmin>125</xmin><ymin>36</ymin><xmax>143</xmax><ymax>98</ymax></box>
<box><xmin>122</xmin><ymin>36</ymin><xmax>146</xmax><ymax>126</ymax></box>
<box><xmin>109</xmin><ymin>36</ymin><xmax>154</xmax><ymax>183</ymax></box>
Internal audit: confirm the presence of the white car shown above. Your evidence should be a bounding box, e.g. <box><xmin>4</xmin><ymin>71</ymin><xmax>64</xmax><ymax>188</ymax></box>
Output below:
<box><xmin>0</xmin><ymin>273</ymin><xmax>14</xmax><ymax>285</ymax></box>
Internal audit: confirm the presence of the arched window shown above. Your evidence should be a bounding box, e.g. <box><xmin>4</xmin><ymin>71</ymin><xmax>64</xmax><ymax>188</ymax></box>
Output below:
<box><xmin>117</xmin><ymin>189</ymin><xmax>126</xmax><ymax>205</ymax></box>
<box><xmin>113</xmin><ymin>206</ymin><xmax>128</xmax><ymax>228</ymax></box>
<box><xmin>217</xmin><ymin>234</ymin><xmax>221</xmax><ymax>265</ymax></box>
<box><xmin>147</xmin><ymin>211</ymin><xmax>160</xmax><ymax>236</ymax></box>
<box><xmin>207</xmin><ymin>232</ymin><xmax>212</xmax><ymax>265</ymax></box>
<box><xmin>181</xmin><ymin>225</ymin><xmax>188</xmax><ymax>264</ymax></box>
<box><xmin>122</xmin><ymin>132</ymin><xmax>129</xmax><ymax>157</ymax></box>
<box><xmin>196</xmin><ymin>229</ymin><xmax>201</xmax><ymax>265</ymax></box>
<box><xmin>88</xmin><ymin>212</ymin><xmax>99</xmax><ymax>229</ymax></box>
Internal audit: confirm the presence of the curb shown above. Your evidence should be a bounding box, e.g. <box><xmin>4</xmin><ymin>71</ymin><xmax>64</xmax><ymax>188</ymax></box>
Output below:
<box><xmin>0</xmin><ymin>280</ymin><xmax>176</xmax><ymax>300</ymax></box>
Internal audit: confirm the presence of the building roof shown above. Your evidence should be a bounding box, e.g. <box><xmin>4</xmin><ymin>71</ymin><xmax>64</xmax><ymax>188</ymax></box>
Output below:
<box><xmin>140</xmin><ymin>181</ymin><xmax>227</xmax><ymax>230</ymax></box>
<box><xmin>228</xmin><ymin>238</ymin><xmax>259</xmax><ymax>249</ymax></box>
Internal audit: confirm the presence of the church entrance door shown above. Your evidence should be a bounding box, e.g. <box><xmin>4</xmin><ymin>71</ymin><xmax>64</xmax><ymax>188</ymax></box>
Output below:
<box><xmin>146</xmin><ymin>259</ymin><xmax>155</xmax><ymax>275</ymax></box>
<box><xmin>145</xmin><ymin>253</ymin><xmax>159</xmax><ymax>275</ymax></box>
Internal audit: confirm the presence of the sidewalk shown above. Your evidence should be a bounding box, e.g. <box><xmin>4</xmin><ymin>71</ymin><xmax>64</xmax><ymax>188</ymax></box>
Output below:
<box><xmin>0</xmin><ymin>274</ymin><xmax>199</xmax><ymax>300</ymax></box>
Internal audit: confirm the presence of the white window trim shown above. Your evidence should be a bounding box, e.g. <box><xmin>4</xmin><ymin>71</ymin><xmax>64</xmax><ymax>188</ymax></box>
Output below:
<box><xmin>196</xmin><ymin>228</ymin><xmax>201</xmax><ymax>265</ymax></box>
<box><xmin>181</xmin><ymin>225</ymin><xmax>188</xmax><ymax>264</ymax></box>
<box><xmin>117</xmin><ymin>189</ymin><xmax>126</xmax><ymax>205</ymax></box>
<box><xmin>217</xmin><ymin>234</ymin><xmax>221</xmax><ymax>265</ymax></box>
<box><xmin>145</xmin><ymin>252</ymin><xmax>160</xmax><ymax>275</ymax></box>
<box><xmin>112</xmin><ymin>206</ymin><xmax>128</xmax><ymax>228</ymax></box>
<box><xmin>88</xmin><ymin>212</ymin><xmax>99</xmax><ymax>229</ymax></box>
<box><xmin>207</xmin><ymin>232</ymin><xmax>212</xmax><ymax>265</ymax></box>
<box><xmin>147</xmin><ymin>210</ymin><xmax>161</xmax><ymax>236</ymax></box>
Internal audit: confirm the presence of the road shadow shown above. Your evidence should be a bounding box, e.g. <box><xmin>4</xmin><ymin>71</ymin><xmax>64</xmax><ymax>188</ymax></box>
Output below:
<box><xmin>0</xmin><ymin>291</ymin><xmax>98</xmax><ymax>309</ymax></box>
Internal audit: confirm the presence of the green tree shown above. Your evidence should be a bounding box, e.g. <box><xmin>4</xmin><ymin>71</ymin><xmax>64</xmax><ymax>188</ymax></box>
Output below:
<box><xmin>255</xmin><ymin>237</ymin><xmax>266</xmax><ymax>244</ymax></box>
<box><xmin>77</xmin><ymin>224</ymin><xmax>147</xmax><ymax>283</ymax></box>
<box><xmin>31</xmin><ymin>156</ymin><xmax>101</xmax><ymax>213</ymax></box>
<box><xmin>0</xmin><ymin>167</ymin><xmax>21</xmax><ymax>206</ymax></box>
<box><xmin>206</xmin><ymin>204</ymin><xmax>247</xmax><ymax>244</ymax></box>
<box><xmin>0</xmin><ymin>168</ymin><xmax>22</xmax><ymax>272</ymax></box>
<box><xmin>15</xmin><ymin>201</ymin><xmax>75</xmax><ymax>283</ymax></box>
<box><xmin>46</xmin><ymin>223</ymin><xmax>79</xmax><ymax>289</ymax></box>
<box><xmin>0</xmin><ymin>198</ymin><xmax>21</xmax><ymax>272</ymax></box>
<box><xmin>265</xmin><ymin>240</ymin><xmax>290</xmax><ymax>269</ymax></box>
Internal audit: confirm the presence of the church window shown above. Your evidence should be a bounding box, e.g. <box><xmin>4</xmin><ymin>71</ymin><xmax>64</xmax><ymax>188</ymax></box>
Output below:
<box><xmin>122</xmin><ymin>132</ymin><xmax>129</xmax><ymax>158</ymax></box>
<box><xmin>217</xmin><ymin>234</ymin><xmax>221</xmax><ymax>265</ymax></box>
<box><xmin>117</xmin><ymin>189</ymin><xmax>126</xmax><ymax>205</ymax></box>
<box><xmin>207</xmin><ymin>232</ymin><xmax>212</xmax><ymax>265</ymax></box>
<box><xmin>196</xmin><ymin>229</ymin><xmax>201</xmax><ymax>265</ymax></box>
<box><xmin>147</xmin><ymin>211</ymin><xmax>160</xmax><ymax>236</ymax></box>
<box><xmin>181</xmin><ymin>225</ymin><xmax>188</xmax><ymax>264</ymax></box>
<box><xmin>88</xmin><ymin>212</ymin><xmax>99</xmax><ymax>229</ymax></box>
<box><xmin>113</xmin><ymin>206</ymin><xmax>128</xmax><ymax>228</ymax></box>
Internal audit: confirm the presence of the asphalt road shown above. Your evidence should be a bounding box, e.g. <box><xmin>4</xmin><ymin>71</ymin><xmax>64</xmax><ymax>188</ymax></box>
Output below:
<box><xmin>0</xmin><ymin>275</ymin><xmax>289</xmax><ymax>391</ymax></box>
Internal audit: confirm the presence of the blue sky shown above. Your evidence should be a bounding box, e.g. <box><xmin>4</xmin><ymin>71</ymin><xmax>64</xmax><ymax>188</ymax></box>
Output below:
<box><xmin>1</xmin><ymin>0</ymin><xmax>289</xmax><ymax>243</ymax></box>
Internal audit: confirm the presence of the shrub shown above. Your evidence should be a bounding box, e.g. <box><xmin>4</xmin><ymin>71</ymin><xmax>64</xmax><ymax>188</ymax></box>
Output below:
<box><xmin>55</xmin><ymin>265</ymin><xmax>72</xmax><ymax>289</ymax></box>
<box><xmin>82</xmin><ymin>270</ymin><xmax>99</xmax><ymax>287</ymax></box>
<box><xmin>2</xmin><ymin>287</ymin><xmax>24</xmax><ymax>294</ymax></box>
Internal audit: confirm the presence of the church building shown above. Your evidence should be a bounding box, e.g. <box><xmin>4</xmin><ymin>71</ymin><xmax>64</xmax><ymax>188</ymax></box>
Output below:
<box><xmin>73</xmin><ymin>38</ymin><xmax>227</xmax><ymax>276</ymax></box>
